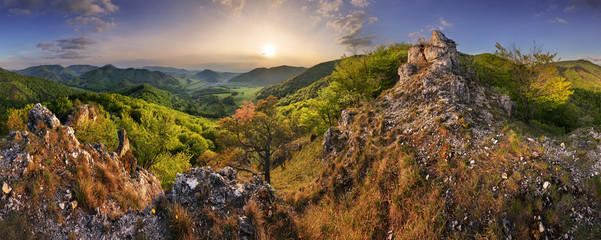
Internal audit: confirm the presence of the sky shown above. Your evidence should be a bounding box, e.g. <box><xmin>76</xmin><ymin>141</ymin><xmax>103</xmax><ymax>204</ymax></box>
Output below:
<box><xmin>0</xmin><ymin>0</ymin><xmax>600</xmax><ymax>71</ymax></box>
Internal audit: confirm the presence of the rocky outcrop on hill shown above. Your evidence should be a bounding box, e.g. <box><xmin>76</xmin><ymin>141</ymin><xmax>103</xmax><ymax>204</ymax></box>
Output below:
<box><xmin>0</xmin><ymin>104</ymin><xmax>273</xmax><ymax>239</ymax></box>
<box><xmin>321</xmin><ymin>31</ymin><xmax>601</xmax><ymax>239</ymax></box>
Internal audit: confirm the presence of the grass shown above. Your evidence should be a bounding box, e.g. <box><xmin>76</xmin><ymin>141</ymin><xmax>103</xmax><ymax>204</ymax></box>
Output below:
<box><xmin>167</xmin><ymin>202</ymin><xmax>194</xmax><ymax>240</ymax></box>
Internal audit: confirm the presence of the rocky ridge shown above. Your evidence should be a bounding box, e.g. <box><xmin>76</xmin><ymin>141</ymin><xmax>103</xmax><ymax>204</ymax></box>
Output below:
<box><xmin>321</xmin><ymin>31</ymin><xmax>601</xmax><ymax>239</ymax></box>
<box><xmin>0</xmin><ymin>104</ymin><xmax>274</xmax><ymax>239</ymax></box>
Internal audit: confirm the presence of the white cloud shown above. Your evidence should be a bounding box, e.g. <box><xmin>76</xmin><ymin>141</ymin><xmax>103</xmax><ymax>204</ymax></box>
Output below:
<box><xmin>327</xmin><ymin>11</ymin><xmax>374</xmax><ymax>47</ymax></box>
<box><xmin>316</xmin><ymin>0</ymin><xmax>342</xmax><ymax>16</ymax></box>
<box><xmin>368</xmin><ymin>16</ymin><xmax>378</xmax><ymax>24</ymax></box>
<box><xmin>408</xmin><ymin>32</ymin><xmax>419</xmax><ymax>37</ymax></box>
<box><xmin>67</xmin><ymin>16</ymin><xmax>116</xmax><ymax>33</ymax></box>
<box><xmin>212</xmin><ymin>0</ymin><xmax>246</xmax><ymax>15</ymax></box>
<box><xmin>270</xmin><ymin>0</ymin><xmax>285</xmax><ymax>8</ymax></box>
<box><xmin>8</xmin><ymin>8</ymin><xmax>31</xmax><ymax>14</ymax></box>
<box><xmin>548</xmin><ymin>17</ymin><xmax>568</xmax><ymax>24</ymax></box>
<box><xmin>350</xmin><ymin>0</ymin><xmax>370</xmax><ymax>8</ymax></box>
<box><xmin>51</xmin><ymin>0</ymin><xmax>118</xmax><ymax>16</ymax></box>
<box><xmin>439</xmin><ymin>17</ymin><xmax>453</xmax><ymax>28</ymax></box>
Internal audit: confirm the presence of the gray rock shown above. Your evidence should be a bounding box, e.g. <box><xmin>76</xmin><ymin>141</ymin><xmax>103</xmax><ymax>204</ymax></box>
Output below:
<box><xmin>407</xmin><ymin>45</ymin><xmax>426</xmax><ymax>65</ymax></box>
<box><xmin>117</xmin><ymin>129</ymin><xmax>130</xmax><ymax>158</ymax></box>
<box><xmin>238</xmin><ymin>216</ymin><xmax>254</xmax><ymax>237</ymax></box>
<box><xmin>27</xmin><ymin>103</ymin><xmax>61</xmax><ymax>133</ymax></box>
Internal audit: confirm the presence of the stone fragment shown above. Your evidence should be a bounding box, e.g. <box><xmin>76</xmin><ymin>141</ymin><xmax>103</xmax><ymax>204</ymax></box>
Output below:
<box><xmin>2</xmin><ymin>182</ymin><xmax>12</xmax><ymax>194</ymax></box>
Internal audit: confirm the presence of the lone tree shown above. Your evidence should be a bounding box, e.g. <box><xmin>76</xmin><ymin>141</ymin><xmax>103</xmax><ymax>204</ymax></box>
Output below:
<box><xmin>495</xmin><ymin>42</ymin><xmax>573</xmax><ymax>123</ymax></box>
<box><xmin>217</xmin><ymin>96</ymin><xmax>292</xmax><ymax>184</ymax></box>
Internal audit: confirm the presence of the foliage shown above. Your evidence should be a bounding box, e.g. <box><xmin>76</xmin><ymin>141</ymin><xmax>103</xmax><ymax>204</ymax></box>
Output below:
<box><xmin>75</xmin><ymin>65</ymin><xmax>182</xmax><ymax>92</ymax></box>
<box><xmin>328</xmin><ymin>44</ymin><xmax>408</xmax><ymax>108</ymax></box>
<box><xmin>494</xmin><ymin>43</ymin><xmax>573</xmax><ymax>123</ymax></box>
<box><xmin>0</xmin><ymin>70</ymin><xmax>81</xmax><ymax>135</ymax></box>
<box><xmin>114</xmin><ymin>84</ymin><xmax>198</xmax><ymax>115</ymax></box>
<box><xmin>228</xmin><ymin>65</ymin><xmax>306</xmax><ymax>86</ymax></box>
<box><xmin>257</xmin><ymin>60</ymin><xmax>339</xmax><ymax>100</ymax></box>
<box><xmin>151</xmin><ymin>152</ymin><xmax>192</xmax><ymax>190</ymax></box>
<box><xmin>217</xmin><ymin>96</ymin><xmax>293</xmax><ymax>183</ymax></box>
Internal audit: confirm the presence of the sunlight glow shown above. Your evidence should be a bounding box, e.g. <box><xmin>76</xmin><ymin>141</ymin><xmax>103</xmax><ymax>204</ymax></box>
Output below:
<box><xmin>262</xmin><ymin>44</ymin><xmax>276</xmax><ymax>57</ymax></box>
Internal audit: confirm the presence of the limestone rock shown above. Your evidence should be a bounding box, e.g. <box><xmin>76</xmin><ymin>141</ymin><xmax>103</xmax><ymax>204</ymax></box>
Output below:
<box><xmin>27</xmin><ymin>103</ymin><xmax>61</xmax><ymax>133</ymax></box>
<box><xmin>238</xmin><ymin>216</ymin><xmax>254</xmax><ymax>239</ymax></box>
<box><xmin>407</xmin><ymin>45</ymin><xmax>426</xmax><ymax>65</ymax></box>
<box><xmin>117</xmin><ymin>129</ymin><xmax>130</xmax><ymax>157</ymax></box>
<box><xmin>65</xmin><ymin>105</ymin><xmax>98</xmax><ymax>126</ymax></box>
<box><xmin>2</xmin><ymin>182</ymin><xmax>11</xmax><ymax>194</ymax></box>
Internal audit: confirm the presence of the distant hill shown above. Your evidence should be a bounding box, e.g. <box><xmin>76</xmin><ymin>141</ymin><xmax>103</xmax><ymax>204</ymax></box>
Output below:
<box><xmin>0</xmin><ymin>69</ymin><xmax>80</xmax><ymax>112</ymax></box>
<box><xmin>67</xmin><ymin>65</ymin><xmax>99</xmax><ymax>75</ymax></box>
<box><xmin>76</xmin><ymin>65</ymin><xmax>181</xmax><ymax>92</ymax></box>
<box><xmin>15</xmin><ymin>65</ymin><xmax>79</xmax><ymax>83</ymax></box>
<box><xmin>192</xmin><ymin>69</ymin><xmax>240</xmax><ymax>83</ymax></box>
<box><xmin>257</xmin><ymin>60</ymin><xmax>338</xmax><ymax>100</ymax></box>
<box><xmin>228</xmin><ymin>65</ymin><xmax>306</xmax><ymax>86</ymax></box>
<box><xmin>113</xmin><ymin>84</ymin><xmax>195</xmax><ymax>113</ymax></box>
<box><xmin>142</xmin><ymin>66</ymin><xmax>199</xmax><ymax>78</ymax></box>
<box><xmin>556</xmin><ymin>60</ymin><xmax>601</xmax><ymax>92</ymax></box>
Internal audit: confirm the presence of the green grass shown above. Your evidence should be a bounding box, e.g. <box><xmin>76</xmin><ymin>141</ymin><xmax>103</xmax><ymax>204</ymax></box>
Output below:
<box><xmin>271</xmin><ymin>137</ymin><xmax>324</xmax><ymax>196</ymax></box>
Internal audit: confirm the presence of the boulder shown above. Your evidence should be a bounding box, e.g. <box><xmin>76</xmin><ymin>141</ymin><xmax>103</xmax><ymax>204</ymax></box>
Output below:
<box><xmin>117</xmin><ymin>129</ymin><xmax>130</xmax><ymax>157</ymax></box>
<box><xmin>28</xmin><ymin>103</ymin><xmax>61</xmax><ymax>133</ymax></box>
<box><xmin>407</xmin><ymin>45</ymin><xmax>427</xmax><ymax>65</ymax></box>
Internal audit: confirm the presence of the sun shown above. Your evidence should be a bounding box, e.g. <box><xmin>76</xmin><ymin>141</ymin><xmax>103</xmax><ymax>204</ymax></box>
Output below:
<box><xmin>261</xmin><ymin>44</ymin><xmax>276</xmax><ymax>57</ymax></box>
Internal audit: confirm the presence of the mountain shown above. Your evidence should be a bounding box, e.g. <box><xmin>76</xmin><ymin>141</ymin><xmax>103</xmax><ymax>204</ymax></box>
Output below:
<box><xmin>76</xmin><ymin>65</ymin><xmax>181</xmax><ymax>92</ymax></box>
<box><xmin>66</xmin><ymin>65</ymin><xmax>99</xmax><ymax>75</ymax></box>
<box><xmin>114</xmin><ymin>84</ymin><xmax>196</xmax><ymax>113</ymax></box>
<box><xmin>228</xmin><ymin>65</ymin><xmax>306</xmax><ymax>86</ymax></box>
<box><xmin>15</xmin><ymin>65</ymin><xmax>79</xmax><ymax>83</ymax></box>
<box><xmin>192</xmin><ymin>69</ymin><xmax>240</xmax><ymax>83</ymax></box>
<box><xmin>0</xmin><ymin>69</ymin><xmax>80</xmax><ymax>110</ymax></box>
<box><xmin>142</xmin><ymin>66</ymin><xmax>199</xmax><ymax>78</ymax></box>
<box><xmin>257</xmin><ymin>60</ymin><xmax>338</xmax><ymax>100</ymax></box>
<box><xmin>556</xmin><ymin>60</ymin><xmax>601</xmax><ymax>92</ymax></box>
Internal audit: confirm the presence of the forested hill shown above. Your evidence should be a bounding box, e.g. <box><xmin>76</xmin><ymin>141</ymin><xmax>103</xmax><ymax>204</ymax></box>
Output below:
<box><xmin>0</xmin><ymin>69</ymin><xmax>80</xmax><ymax>110</ymax></box>
<box><xmin>66</xmin><ymin>65</ymin><xmax>99</xmax><ymax>75</ymax></box>
<box><xmin>75</xmin><ymin>65</ymin><xmax>181</xmax><ymax>92</ymax></box>
<box><xmin>192</xmin><ymin>69</ymin><xmax>240</xmax><ymax>82</ymax></box>
<box><xmin>15</xmin><ymin>65</ymin><xmax>79</xmax><ymax>83</ymax></box>
<box><xmin>228</xmin><ymin>65</ymin><xmax>306</xmax><ymax>86</ymax></box>
<box><xmin>257</xmin><ymin>60</ymin><xmax>338</xmax><ymax>100</ymax></box>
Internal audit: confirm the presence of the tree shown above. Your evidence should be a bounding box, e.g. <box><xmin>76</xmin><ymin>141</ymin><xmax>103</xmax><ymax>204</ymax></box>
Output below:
<box><xmin>495</xmin><ymin>42</ymin><xmax>573</xmax><ymax>123</ymax></box>
<box><xmin>217</xmin><ymin>96</ymin><xmax>293</xmax><ymax>183</ymax></box>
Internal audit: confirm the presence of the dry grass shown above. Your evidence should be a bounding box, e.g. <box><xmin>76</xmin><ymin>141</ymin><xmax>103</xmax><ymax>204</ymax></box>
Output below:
<box><xmin>167</xmin><ymin>202</ymin><xmax>195</xmax><ymax>240</ymax></box>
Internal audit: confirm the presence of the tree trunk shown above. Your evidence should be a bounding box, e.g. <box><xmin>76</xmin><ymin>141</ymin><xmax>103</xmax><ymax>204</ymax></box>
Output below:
<box><xmin>263</xmin><ymin>152</ymin><xmax>271</xmax><ymax>184</ymax></box>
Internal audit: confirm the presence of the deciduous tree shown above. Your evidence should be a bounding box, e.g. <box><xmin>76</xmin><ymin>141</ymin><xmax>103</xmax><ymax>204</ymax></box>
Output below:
<box><xmin>495</xmin><ymin>42</ymin><xmax>573</xmax><ymax>123</ymax></box>
<box><xmin>217</xmin><ymin>96</ymin><xmax>293</xmax><ymax>183</ymax></box>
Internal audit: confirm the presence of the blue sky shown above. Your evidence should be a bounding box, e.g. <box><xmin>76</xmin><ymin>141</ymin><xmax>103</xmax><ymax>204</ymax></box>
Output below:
<box><xmin>0</xmin><ymin>0</ymin><xmax>600</xmax><ymax>71</ymax></box>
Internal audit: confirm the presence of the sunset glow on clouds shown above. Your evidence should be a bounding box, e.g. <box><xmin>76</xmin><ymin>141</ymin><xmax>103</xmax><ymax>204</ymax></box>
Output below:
<box><xmin>1</xmin><ymin>0</ymin><xmax>600</xmax><ymax>70</ymax></box>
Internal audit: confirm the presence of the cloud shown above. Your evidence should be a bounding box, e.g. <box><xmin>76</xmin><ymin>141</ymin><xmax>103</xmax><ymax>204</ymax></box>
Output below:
<box><xmin>67</xmin><ymin>16</ymin><xmax>116</xmax><ymax>32</ymax></box>
<box><xmin>408</xmin><ymin>32</ymin><xmax>420</xmax><ymax>37</ymax></box>
<box><xmin>350</xmin><ymin>0</ymin><xmax>370</xmax><ymax>8</ymax></box>
<box><xmin>316</xmin><ymin>0</ymin><xmax>342</xmax><ymax>16</ymax></box>
<box><xmin>51</xmin><ymin>0</ymin><xmax>118</xmax><ymax>16</ymax></box>
<box><xmin>327</xmin><ymin>11</ymin><xmax>374</xmax><ymax>47</ymax></box>
<box><xmin>368</xmin><ymin>16</ymin><xmax>378</xmax><ymax>24</ymax></box>
<box><xmin>548</xmin><ymin>17</ymin><xmax>568</xmax><ymax>24</ymax></box>
<box><xmin>8</xmin><ymin>8</ymin><xmax>31</xmax><ymax>15</ymax></box>
<box><xmin>439</xmin><ymin>17</ymin><xmax>453</xmax><ymax>28</ymax></box>
<box><xmin>212</xmin><ymin>0</ymin><xmax>245</xmax><ymax>15</ymax></box>
<box><xmin>564</xmin><ymin>4</ymin><xmax>578</xmax><ymax>12</ymax></box>
<box><xmin>36</xmin><ymin>35</ymin><xmax>95</xmax><ymax>59</ymax></box>
<box><xmin>578</xmin><ymin>57</ymin><xmax>601</xmax><ymax>63</ymax></box>
<box><xmin>270</xmin><ymin>0</ymin><xmax>285</xmax><ymax>8</ymax></box>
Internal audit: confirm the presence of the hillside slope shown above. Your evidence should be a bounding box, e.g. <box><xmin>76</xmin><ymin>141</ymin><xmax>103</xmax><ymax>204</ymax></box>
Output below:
<box><xmin>66</xmin><ymin>65</ymin><xmax>99</xmax><ymax>75</ymax></box>
<box><xmin>76</xmin><ymin>65</ymin><xmax>181</xmax><ymax>92</ymax></box>
<box><xmin>295</xmin><ymin>31</ymin><xmax>601</xmax><ymax>239</ymax></box>
<box><xmin>15</xmin><ymin>65</ymin><xmax>79</xmax><ymax>83</ymax></box>
<box><xmin>113</xmin><ymin>84</ymin><xmax>196</xmax><ymax>113</ymax></box>
<box><xmin>0</xmin><ymin>104</ymin><xmax>278</xmax><ymax>239</ymax></box>
<box><xmin>192</xmin><ymin>69</ymin><xmax>239</xmax><ymax>83</ymax></box>
<box><xmin>142</xmin><ymin>66</ymin><xmax>199</xmax><ymax>78</ymax></box>
<box><xmin>228</xmin><ymin>65</ymin><xmax>306</xmax><ymax>86</ymax></box>
<box><xmin>0</xmin><ymin>70</ymin><xmax>80</xmax><ymax>110</ymax></box>
<box><xmin>257</xmin><ymin>60</ymin><xmax>338</xmax><ymax>100</ymax></box>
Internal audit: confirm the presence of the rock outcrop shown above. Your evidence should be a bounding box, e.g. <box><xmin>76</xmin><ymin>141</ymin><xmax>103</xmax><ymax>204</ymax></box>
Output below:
<box><xmin>320</xmin><ymin>31</ymin><xmax>601</xmax><ymax>239</ymax></box>
<box><xmin>0</xmin><ymin>105</ymin><xmax>273</xmax><ymax>239</ymax></box>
